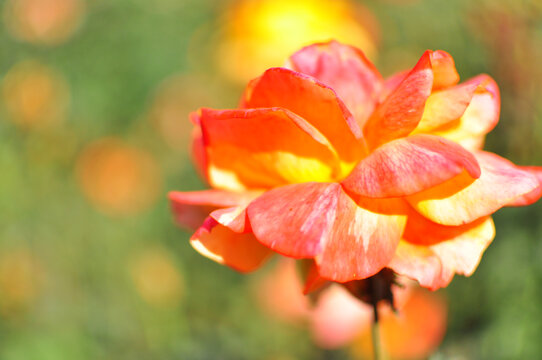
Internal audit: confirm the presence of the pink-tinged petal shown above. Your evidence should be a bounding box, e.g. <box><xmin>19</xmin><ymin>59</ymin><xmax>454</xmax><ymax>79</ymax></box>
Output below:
<box><xmin>248</xmin><ymin>183</ymin><xmax>406</xmax><ymax>281</ymax></box>
<box><xmin>364</xmin><ymin>51</ymin><xmax>434</xmax><ymax>149</ymax></box>
<box><xmin>240</xmin><ymin>67</ymin><xmax>366</xmax><ymax>167</ymax></box>
<box><xmin>200</xmin><ymin>107</ymin><xmax>341</xmax><ymax>190</ymax></box>
<box><xmin>286</xmin><ymin>40</ymin><xmax>383</xmax><ymax>129</ymax></box>
<box><xmin>408</xmin><ymin>151</ymin><xmax>539</xmax><ymax>225</ymax></box>
<box><xmin>315</xmin><ymin>188</ymin><xmax>406</xmax><ymax>282</ymax></box>
<box><xmin>388</xmin><ymin>241</ymin><xmax>446</xmax><ymax>290</ymax></box>
<box><xmin>311</xmin><ymin>285</ymin><xmax>372</xmax><ymax>349</ymax></box>
<box><xmin>431</xmin><ymin>75</ymin><xmax>500</xmax><ymax>151</ymax></box>
<box><xmin>190</xmin><ymin>217</ymin><xmax>272</xmax><ymax>273</ymax></box>
<box><xmin>414</xmin><ymin>77</ymin><xmax>480</xmax><ymax>133</ymax></box>
<box><xmin>507</xmin><ymin>166</ymin><xmax>542</xmax><ymax>206</ymax></box>
<box><xmin>430</xmin><ymin>50</ymin><xmax>460</xmax><ymax>90</ymax></box>
<box><xmin>248</xmin><ymin>182</ymin><xmax>340</xmax><ymax>258</ymax></box>
<box><xmin>390</xmin><ymin>217</ymin><xmax>494</xmax><ymax>290</ymax></box>
<box><xmin>342</xmin><ymin>134</ymin><xmax>480</xmax><ymax>198</ymax></box>
<box><xmin>169</xmin><ymin>190</ymin><xmax>260</xmax><ymax>230</ymax></box>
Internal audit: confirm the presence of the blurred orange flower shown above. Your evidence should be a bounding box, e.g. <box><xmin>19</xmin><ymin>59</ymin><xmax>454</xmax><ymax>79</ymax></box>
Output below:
<box><xmin>3</xmin><ymin>0</ymin><xmax>85</xmax><ymax>45</ymax></box>
<box><xmin>170</xmin><ymin>40</ymin><xmax>542</xmax><ymax>290</ymax></box>
<box><xmin>1</xmin><ymin>60</ymin><xmax>69</xmax><ymax>129</ymax></box>
<box><xmin>217</xmin><ymin>0</ymin><xmax>377</xmax><ymax>83</ymax></box>
<box><xmin>255</xmin><ymin>259</ymin><xmax>446</xmax><ymax>359</ymax></box>
<box><xmin>76</xmin><ymin>138</ymin><xmax>162</xmax><ymax>216</ymax></box>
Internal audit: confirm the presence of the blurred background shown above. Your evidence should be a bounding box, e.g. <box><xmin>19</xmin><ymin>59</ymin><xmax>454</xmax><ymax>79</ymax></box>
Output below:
<box><xmin>0</xmin><ymin>0</ymin><xmax>541</xmax><ymax>358</ymax></box>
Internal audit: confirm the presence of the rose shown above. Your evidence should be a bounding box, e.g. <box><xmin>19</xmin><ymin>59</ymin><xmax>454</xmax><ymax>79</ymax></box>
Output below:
<box><xmin>170</xmin><ymin>40</ymin><xmax>542</xmax><ymax>290</ymax></box>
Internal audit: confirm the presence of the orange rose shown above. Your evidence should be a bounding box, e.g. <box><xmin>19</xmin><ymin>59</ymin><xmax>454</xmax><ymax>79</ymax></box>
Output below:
<box><xmin>170</xmin><ymin>41</ymin><xmax>542</xmax><ymax>290</ymax></box>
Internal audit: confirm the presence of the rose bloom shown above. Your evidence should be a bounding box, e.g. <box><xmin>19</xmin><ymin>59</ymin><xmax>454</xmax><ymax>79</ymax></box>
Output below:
<box><xmin>170</xmin><ymin>41</ymin><xmax>542</xmax><ymax>290</ymax></box>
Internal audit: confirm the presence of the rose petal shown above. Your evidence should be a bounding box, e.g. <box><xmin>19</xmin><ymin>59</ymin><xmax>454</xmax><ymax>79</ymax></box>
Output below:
<box><xmin>286</xmin><ymin>40</ymin><xmax>383</xmax><ymax>129</ymax></box>
<box><xmin>200</xmin><ymin>107</ymin><xmax>341</xmax><ymax>190</ymax></box>
<box><xmin>388</xmin><ymin>241</ymin><xmax>444</xmax><ymax>290</ymax></box>
<box><xmin>389</xmin><ymin>217</ymin><xmax>494</xmax><ymax>290</ymax></box>
<box><xmin>190</xmin><ymin>217</ymin><xmax>272</xmax><ymax>272</ymax></box>
<box><xmin>364</xmin><ymin>51</ymin><xmax>434</xmax><ymax>149</ymax></box>
<box><xmin>240</xmin><ymin>67</ymin><xmax>366</xmax><ymax>167</ymax></box>
<box><xmin>210</xmin><ymin>206</ymin><xmax>249</xmax><ymax>233</ymax></box>
<box><xmin>248</xmin><ymin>183</ymin><xmax>406</xmax><ymax>281</ymax></box>
<box><xmin>379</xmin><ymin>70</ymin><xmax>409</xmax><ymax>102</ymax></box>
<box><xmin>248</xmin><ymin>182</ymin><xmax>340</xmax><ymax>258</ymax></box>
<box><xmin>507</xmin><ymin>166</ymin><xmax>542</xmax><ymax>206</ymax></box>
<box><xmin>302</xmin><ymin>260</ymin><xmax>330</xmax><ymax>294</ymax></box>
<box><xmin>342</xmin><ymin>134</ymin><xmax>480</xmax><ymax>198</ymax></box>
<box><xmin>403</xmin><ymin>208</ymin><xmax>490</xmax><ymax>246</ymax></box>
<box><xmin>408</xmin><ymin>151</ymin><xmax>539</xmax><ymax>225</ymax></box>
<box><xmin>431</xmin><ymin>217</ymin><xmax>495</xmax><ymax>278</ymax></box>
<box><xmin>414</xmin><ymin>77</ymin><xmax>480</xmax><ymax>133</ymax></box>
<box><xmin>430</xmin><ymin>50</ymin><xmax>460</xmax><ymax>90</ymax></box>
<box><xmin>191</xmin><ymin>124</ymin><xmax>208</xmax><ymax>182</ymax></box>
<box><xmin>315</xmin><ymin>188</ymin><xmax>407</xmax><ymax>282</ymax></box>
<box><xmin>431</xmin><ymin>75</ymin><xmax>500</xmax><ymax>151</ymax></box>
<box><xmin>169</xmin><ymin>190</ymin><xmax>259</xmax><ymax>230</ymax></box>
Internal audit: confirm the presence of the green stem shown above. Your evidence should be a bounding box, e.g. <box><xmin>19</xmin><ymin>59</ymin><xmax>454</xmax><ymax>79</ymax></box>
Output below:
<box><xmin>371</xmin><ymin>300</ymin><xmax>383</xmax><ymax>360</ymax></box>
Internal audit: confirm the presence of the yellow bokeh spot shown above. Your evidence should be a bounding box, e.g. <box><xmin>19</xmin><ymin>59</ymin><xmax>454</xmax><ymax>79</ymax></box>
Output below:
<box><xmin>218</xmin><ymin>0</ymin><xmax>377</xmax><ymax>83</ymax></box>
<box><xmin>129</xmin><ymin>248</ymin><xmax>183</xmax><ymax>308</ymax></box>
<box><xmin>0</xmin><ymin>248</ymin><xmax>44</xmax><ymax>315</ymax></box>
<box><xmin>1</xmin><ymin>60</ymin><xmax>70</xmax><ymax>129</ymax></box>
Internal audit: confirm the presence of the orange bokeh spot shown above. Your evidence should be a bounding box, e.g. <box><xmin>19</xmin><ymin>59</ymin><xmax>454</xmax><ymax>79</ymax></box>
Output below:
<box><xmin>148</xmin><ymin>74</ymin><xmax>215</xmax><ymax>152</ymax></box>
<box><xmin>129</xmin><ymin>248</ymin><xmax>183</xmax><ymax>308</ymax></box>
<box><xmin>252</xmin><ymin>258</ymin><xmax>311</xmax><ymax>324</ymax></box>
<box><xmin>217</xmin><ymin>0</ymin><xmax>378</xmax><ymax>83</ymax></box>
<box><xmin>0</xmin><ymin>248</ymin><xmax>44</xmax><ymax>315</ymax></box>
<box><xmin>3</xmin><ymin>0</ymin><xmax>85</xmax><ymax>45</ymax></box>
<box><xmin>1</xmin><ymin>60</ymin><xmax>69</xmax><ymax>129</ymax></box>
<box><xmin>352</xmin><ymin>288</ymin><xmax>447</xmax><ymax>360</ymax></box>
<box><xmin>75</xmin><ymin>138</ymin><xmax>162</xmax><ymax>216</ymax></box>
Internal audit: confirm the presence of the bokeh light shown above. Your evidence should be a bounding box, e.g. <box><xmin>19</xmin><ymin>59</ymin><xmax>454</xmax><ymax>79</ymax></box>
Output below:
<box><xmin>129</xmin><ymin>247</ymin><xmax>183</xmax><ymax>308</ymax></box>
<box><xmin>147</xmin><ymin>74</ymin><xmax>217</xmax><ymax>153</ymax></box>
<box><xmin>217</xmin><ymin>0</ymin><xmax>378</xmax><ymax>83</ymax></box>
<box><xmin>352</xmin><ymin>289</ymin><xmax>447</xmax><ymax>360</ymax></box>
<box><xmin>0</xmin><ymin>247</ymin><xmax>44</xmax><ymax>316</ymax></box>
<box><xmin>3</xmin><ymin>0</ymin><xmax>85</xmax><ymax>46</ymax></box>
<box><xmin>1</xmin><ymin>60</ymin><xmax>70</xmax><ymax>129</ymax></box>
<box><xmin>75</xmin><ymin>138</ymin><xmax>162</xmax><ymax>217</ymax></box>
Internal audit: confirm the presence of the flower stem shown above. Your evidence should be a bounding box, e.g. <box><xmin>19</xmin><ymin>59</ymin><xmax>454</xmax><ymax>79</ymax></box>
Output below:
<box><xmin>371</xmin><ymin>299</ymin><xmax>383</xmax><ymax>360</ymax></box>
